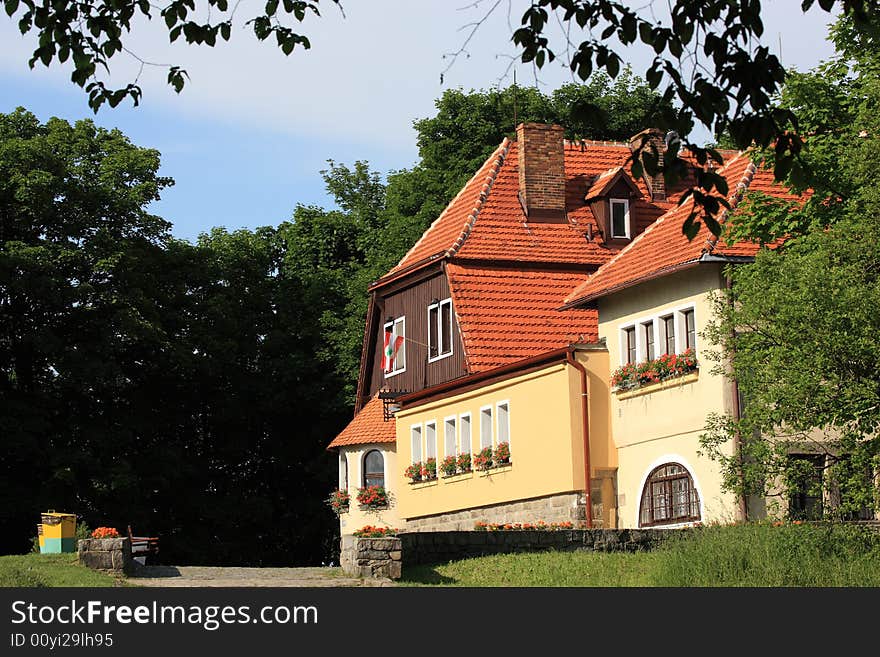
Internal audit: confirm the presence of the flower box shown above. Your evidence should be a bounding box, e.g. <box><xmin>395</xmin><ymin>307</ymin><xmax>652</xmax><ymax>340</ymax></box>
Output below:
<box><xmin>356</xmin><ymin>485</ymin><xmax>389</xmax><ymax>509</ymax></box>
<box><xmin>611</xmin><ymin>348</ymin><xmax>698</xmax><ymax>392</ymax></box>
<box><xmin>327</xmin><ymin>488</ymin><xmax>350</xmax><ymax>515</ymax></box>
<box><xmin>474</xmin><ymin>447</ymin><xmax>494</xmax><ymax>471</ymax></box>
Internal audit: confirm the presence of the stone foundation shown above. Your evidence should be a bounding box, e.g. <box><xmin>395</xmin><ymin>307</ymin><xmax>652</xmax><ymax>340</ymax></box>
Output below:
<box><xmin>400</xmin><ymin>529</ymin><xmax>676</xmax><ymax>566</ymax></box>
<box><xmin>403</xmin><ymin>492</ymin><xmax>587</xmax><ymax>532</ymax></box>
<box><xmin>77</xmin><ymin>538</ymin><xmax>133</xmax><ymax>574</ymax></box>
<box><xmin>340</xmin><ymin>535</ymin><xmax>402</xmax><ymax>580</ymax></box>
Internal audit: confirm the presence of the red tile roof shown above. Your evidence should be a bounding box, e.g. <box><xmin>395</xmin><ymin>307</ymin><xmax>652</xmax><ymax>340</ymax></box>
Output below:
<box><xmin>562</xmin><ymin>153</ymin><xmax>802</xmax><ymax>306</ymax></box>
<box><xmin>378</xmin><ymin>138</ymin><xmax>701</xmax><ymax>285</ymax></box>
<box><xmin>446</xmin><ymin>263</ymin><xmax>598</xmax><ymax>373</ymax></box>
<box><xmin>326</xmin><ymin>394</ymin><xmax>396</xmax><ymax>449</ymax></box>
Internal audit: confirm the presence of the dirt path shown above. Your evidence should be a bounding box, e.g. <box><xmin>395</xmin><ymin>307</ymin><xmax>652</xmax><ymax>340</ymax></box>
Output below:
<box><xmin>127</xmin><ymin>565</ymin><xmax>393</xmax><ymax>587</ymax></box>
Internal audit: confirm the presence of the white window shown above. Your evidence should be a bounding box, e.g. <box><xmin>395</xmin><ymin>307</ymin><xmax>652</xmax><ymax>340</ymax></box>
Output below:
<box><xmin>619</xmin><ymin>305</ymin><xmax>697</xmax><ymax>365</ymax></box>
<box><xmin>444</xmin><ymin>416</ymin><xmax>457</xmax><ymax>458</ymax></box>
<box><xmin>480</xmin><ymin>406</ymin><xmax>493</xmax><ymax>449</ymax></box>
<box><xmin>410</xmin><ymin>424</ymin><xmax>422</xmax><ymax>464</ymax></box>
<box><xmin>459</xmin><ymin>413</ymin><xmax>472</xmax><ymax>455</ymax></box>
<box><xmin>681</xmin><ymin>308</ymin><xmax>696</xmax><ymax>351</ymax></box>
<box><xmin>428</xmin><ymin>298</ymin><xmax>454</xmax><ymax>361</ymax></box>
<box><xmin>661</xmin><ymin>314</ymin><xmax>675</xmax><ymax>355</ymax></box>
<box><xmin>610</xmin><ymin>198</ymin><xmax>630</xmax><ymax>239</ymax></box>
<box><xmin>496</xmin><ymin>402</ymin><xmax>510</xmax><ymax>446</ymax></box>
<box><xmin>641</xmin><ymin>321</ymin><xmax>655</xmax><ymax>361</ymax></box>
<box><xmin>425</xmin><ymin>421</ymin><xmax>437</xmax><ymax>461</ymax></box>
<box><xmin>339</xmin><ymin>454</ymin><xmax>348</xmax><ymax>490</ymax></box>
<box><xmin>383</xmin><ymin>316</ymin><xmax>406</xmax><ymax>376</ymax></box>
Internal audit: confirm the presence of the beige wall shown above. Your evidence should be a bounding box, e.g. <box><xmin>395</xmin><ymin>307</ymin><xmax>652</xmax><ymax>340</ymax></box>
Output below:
<box><xmin>394</xmin><ymin>348</ymin><xmax>615</xmax><ymax>526</ymax></box>
<box><xmin>598</xmin><ymin>265</ymin><xmax>740</xmax><ymax>527</ymax></box>
<box><xmin>337</xmin><ymin>444</ymin><xmax>404</xmax><ymax>535</ymax></box>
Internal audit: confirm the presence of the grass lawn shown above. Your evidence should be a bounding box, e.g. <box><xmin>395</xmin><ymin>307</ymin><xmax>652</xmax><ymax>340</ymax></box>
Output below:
<box><xmin>400</xmin><ymin>522</ymin><xmax>880</xmax><ymax>587</ymax></box>
<box><xmin>400</xmin><ymin>550</ymin><xmax>657</xmax><ymax>586</ymax></box>
<box><xmin>0</xmin><ymin>553</ymin><xmax>123</xmax><ymax>587</ymax></box>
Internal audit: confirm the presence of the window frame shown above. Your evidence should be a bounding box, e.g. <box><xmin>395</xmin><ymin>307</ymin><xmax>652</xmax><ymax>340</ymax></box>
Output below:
<box><xmin>443</xmin><ymin>415</ymin><xmax>457</xmax><ymax>458</ymax></box>
<box><xmin>609</xmin><ymin>198</ymin><xmax>631</xmax><ymax>239</ymax></box>
<box><xmin>362</xmin><ymin>449</ymin><xmax>385</xmax><ymax>489</ymax></box>
<box><xmin>459</xmin><ymin>412</ymin><xmax>472</xmax><ymax>456</ymax></box>
<box><xmin>427</xmin><ymin>298</ymin><xmax>454</xmax><ymax>363</ymax></box>
<box><xmin>618</xmin><ymin>304</ymin><xmax>697</xmax><ymax>366</ymax></box>
<box><xmin>383</xmin><ymin>316</ymin><xmax>406</xmax><ymax>378</ymax></box>
<box><xmin>638</xmin><ymin>462</ymin><xmax>701</xmax><ymax>527</ymax></box>
<box><xmin>339</xmin><ymin>454</ymin><xmax>348</xmax><ymax>491</ymax></box>
<box><xmin>479</xmin><ymin>405</ymin><xmax>493</xmax><ymax>450</ymax></box>
<box><xmin>424</xmin><ymin>420</ymin><xmax>437</xmax><ymax>462</ymax></box>
<box><xmin>410</xmin><ymin>424</ymin><xmax>422</xmax><ymax>464</ymax></box>
<box><xmin>496</xmin><ymin>400</ymin><xmax>511</xmax><ymax>449</ymax></box>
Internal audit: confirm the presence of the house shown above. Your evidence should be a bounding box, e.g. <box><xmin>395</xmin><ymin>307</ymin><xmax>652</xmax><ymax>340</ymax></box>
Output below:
<box><xmin>326</xmin><ymin>121</ymin><xmax>825</xmax><ymax>536</ymax></box>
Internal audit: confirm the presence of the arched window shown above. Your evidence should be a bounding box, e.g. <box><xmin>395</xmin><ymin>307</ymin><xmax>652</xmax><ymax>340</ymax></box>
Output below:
<box><xmin>639</xmin><ymin>463</ymin><xmax>700</xmax><ymax>527</ymax></box>
<box><xmin>363</xmin><ymin>450</ymin><xmax>385</xmax><ymax>488</ymax></box>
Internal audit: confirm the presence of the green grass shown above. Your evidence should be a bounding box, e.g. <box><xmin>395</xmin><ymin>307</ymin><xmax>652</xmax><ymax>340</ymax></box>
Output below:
<box><xmin>400</xmin><ymin>522</ymin><xmax>880</xmax><ymax>587</ymax></box>
<box><xmin>401</xmin><ymin>550</ymin><xmax>657</xmax><ymax>586</ymax></box>
<box><xmin>0</xmin><ymin>553</ymin><xmax>123</xmax><ymax>587</ymax></box>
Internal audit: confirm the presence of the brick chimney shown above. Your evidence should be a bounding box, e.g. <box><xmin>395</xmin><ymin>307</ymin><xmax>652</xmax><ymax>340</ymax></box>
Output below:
<box><xmin>517</xmin><ymin>122</ymin><xmax>567</xmax><ymax>223</ymax></box>
<box><xmin>629</xmin><ymin>128</ymin><xmax>666</xmax><ymax>201</ymax></box>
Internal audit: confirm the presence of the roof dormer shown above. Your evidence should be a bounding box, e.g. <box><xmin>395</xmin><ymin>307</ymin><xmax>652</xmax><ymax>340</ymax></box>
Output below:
<box><xmin>584</xmin><ymin>167</ymin><xmax>642</xmax><ymax>245</ymax></box>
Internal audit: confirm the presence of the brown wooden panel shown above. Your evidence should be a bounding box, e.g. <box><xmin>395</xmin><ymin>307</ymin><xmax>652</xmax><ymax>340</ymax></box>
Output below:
<box><xmin>367</xmin><ymin>273</ymin><xmax>468</xmax><ymax>397</ymax></box>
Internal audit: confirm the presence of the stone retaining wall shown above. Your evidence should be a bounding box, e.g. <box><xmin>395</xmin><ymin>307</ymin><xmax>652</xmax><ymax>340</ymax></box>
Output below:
<box><xmin>340</xmin><ymin>535</ymin><xmax>402</xmax><ymax>580</ymax></box>
<box><xmin>77</xmin><ymin>538</ymin><xmax>133</xmax><ymax>574</ymax></box>
<box><xmin>403</xmin><ymin>492</ymin><xmax>587</xmax><ymax>532</ymax></box>
<box><xmin>400</xmin><ymin>528</ymin><xmax>677</xmax><ymax>566</ymax></box>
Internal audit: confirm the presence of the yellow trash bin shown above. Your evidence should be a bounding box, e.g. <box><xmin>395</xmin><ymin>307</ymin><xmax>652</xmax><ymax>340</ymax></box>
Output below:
<box><xmin>40</xmin><ymin>512</ymin><xmax>76</xmax><ymax>553</ymax></box>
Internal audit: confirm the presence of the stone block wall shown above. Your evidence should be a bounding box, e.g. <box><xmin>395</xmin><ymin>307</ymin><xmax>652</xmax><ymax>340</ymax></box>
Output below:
<box><xmin>403</xmin><ymin>492</ymin><xmax>587</xmax><ymax>532</ymax></box>
<box><xmin>340</xmin><ymin>535</ymin><xmax>402</xmax><ymax>580</ymax></box>
<box><xmin>78</xmin><ymin>538</ymin><xmax>133</xmax><ymax>574</ymax></box>
<box><xmin>400</xmin><ymin>529</ymin><xmax>677</xmax><ymax>566</ymax></box>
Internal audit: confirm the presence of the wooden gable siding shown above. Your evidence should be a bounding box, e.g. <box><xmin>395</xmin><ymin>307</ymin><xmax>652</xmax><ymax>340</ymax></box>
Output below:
<box><xmin>368</xmin><ymin>273</ymin><xmax>467</xmax><ymax>397</ymax></box>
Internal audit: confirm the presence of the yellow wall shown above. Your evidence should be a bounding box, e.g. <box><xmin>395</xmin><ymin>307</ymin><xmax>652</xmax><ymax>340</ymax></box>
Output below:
<box><xmin>394</xmin><ymin>349</ymin><xmax>614</xmax><ymax>523</ymax></box>
<box><xmin>337</xmin><ymin>444</ymin><xmax>404</xmax><ymax>535</ymax></box>
<box><xmin>598</xmin><ymin>265</ymin><xmax>740</xmax><ymax>526</ymax></box>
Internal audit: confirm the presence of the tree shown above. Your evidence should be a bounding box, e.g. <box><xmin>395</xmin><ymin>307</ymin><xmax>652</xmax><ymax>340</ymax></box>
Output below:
<box><xmin>451</xmin><ymin>1</ymin><xmax>875</xmax><ymax>239</ymax></box>
<box><xmin>4</xmin><ymin>0</ymin><xmax>341</xmax><ymax>111</ymax></box>
<box><xmin>0</xmin><ymin>108</ymin><xmax>345</xmax><ymax>563</ymax></box>
<box><xmin>698</xmin><ymin>15</ymin><xmax>880</xmax><ymax>520</ymax></box>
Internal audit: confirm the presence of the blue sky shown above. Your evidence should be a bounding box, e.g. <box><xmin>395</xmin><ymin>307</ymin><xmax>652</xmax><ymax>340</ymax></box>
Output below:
<box><xmin>0</xmin><ymin>2</ymin><xmax>839</xmax><ymax>243</ymax></box>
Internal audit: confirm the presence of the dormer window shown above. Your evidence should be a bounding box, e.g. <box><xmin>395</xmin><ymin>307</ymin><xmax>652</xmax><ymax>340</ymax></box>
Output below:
<box><xmin>610</xmin><ymin>199</ymin><xmax>630</xmax><ymax>239</ymax></box>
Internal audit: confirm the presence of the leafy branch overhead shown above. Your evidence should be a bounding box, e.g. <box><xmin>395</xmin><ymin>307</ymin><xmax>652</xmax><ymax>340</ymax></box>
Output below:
<box><xmin>4</xmin><ymin>0</ymin><xmax>339</xmax><ymax>111</ymax></box>
<box><xmin>504</xmin><ymin>0</ymin><xmax>874</xmax><ymax>238</ymax></box>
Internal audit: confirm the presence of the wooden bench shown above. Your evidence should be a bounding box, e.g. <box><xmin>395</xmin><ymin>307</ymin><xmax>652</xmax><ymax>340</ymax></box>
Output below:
<box><xmin>127</xmin><ymin>525</ymin><xmax>159</xmax><ymax>563</ymax></box>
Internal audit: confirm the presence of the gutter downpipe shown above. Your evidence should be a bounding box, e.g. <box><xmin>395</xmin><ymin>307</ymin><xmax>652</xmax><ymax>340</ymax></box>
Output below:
<box><xmin>566</xmin><ymin>347</ymin><xmax>593</xmax><ymax>529</ymax></box>
<box><xmin>726</xmin><ymin>273</ymin><xmax>749</xmax><ymax>522</ymax></box>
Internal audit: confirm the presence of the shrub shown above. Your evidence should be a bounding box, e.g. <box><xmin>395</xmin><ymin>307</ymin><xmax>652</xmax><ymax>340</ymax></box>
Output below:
<box><xmin>356</xmin><ymin>485</ymin><xmax>389</xmax><ymax>508</ymax></box>
<box><xmin>353</xmin><ymin>526</ymin><xmax>397</xmax><ymax>538</ymax></box>
<box><xmin>91</xmin><ymin>527</ymin><xmax>120</xmax><ymax>539</ymax></box>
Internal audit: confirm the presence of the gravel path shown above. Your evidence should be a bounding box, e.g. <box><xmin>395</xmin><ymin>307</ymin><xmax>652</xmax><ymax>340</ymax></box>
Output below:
<box><xmin>127</xmin><ymin>565</ymin><xmax>393</xmax><ymax>587</ymax></box>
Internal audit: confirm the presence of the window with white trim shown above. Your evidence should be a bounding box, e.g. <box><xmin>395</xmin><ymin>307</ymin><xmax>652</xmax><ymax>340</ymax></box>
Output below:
<box><xmin>383</xmin><ymin>316</ymin><xmax>406</xmax><ymax>376</ymax></box>
<box><xmin>682</xmin><ymin>308</ymin><xmax>696</xmax><ymax>351</ymax></box>
<box><xmin>363</xmin><ymin>450</ymin><xmax>385</xmax><ymax>489</ymax></box>
<box><xmin>642</xmin><ymin>321</ymin><xmax>655</xmax><ymax>361</ymax></box>
<box><xmin>661</xmin><ymin>314</ymin><xmax>675</xmax><ymax>355</ymax></box>
<box><xmin>480</xmin><ymin>406</ymin><xmax>493</xmax><ymax>449</ymax></box>
<box><xmin>339</xmin><ymin>454</ymin><xmax>348</xmax><ymax>490</ymax></box>
<box><xmin>410</xmin><ymin>425</ymin><xmax>422</xmax><ymax>464</ymax></box>
<box><xmin>428</xmin><ymin>298</ymin><xmax>454</xmax><ymax>361</ymax></box>
<box><xmin>623</xmin><ymin>326</ymin><xmax>637</xmax><ymax>364</ymax></box>
<box><xmin>459</xmin><ymin>413</ymin><xmax>471</xmax><ymax>455</ymax></box>
<box><xmin>610</xmin><ymin>198</ymin><xmax>630</xmax><ymax>239</ymax></box>
<box><xmin>444</xmin><ymin>417</ymin><xmax>456</xmax><ymax>458</ymax></box>
<box><xmin>496</xmin><ymin>402</ymin><xmax>510</xmax><ymax>446</ymax></box>
<box><xmin>425</xmin><ymin>421</ymin><xmax>437</xmax><ymax>461</ymax></box>
<box><xmin>619</xmin><ymin>305</ymin><xmax>696</xmax><ymax>365</ymax></box>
